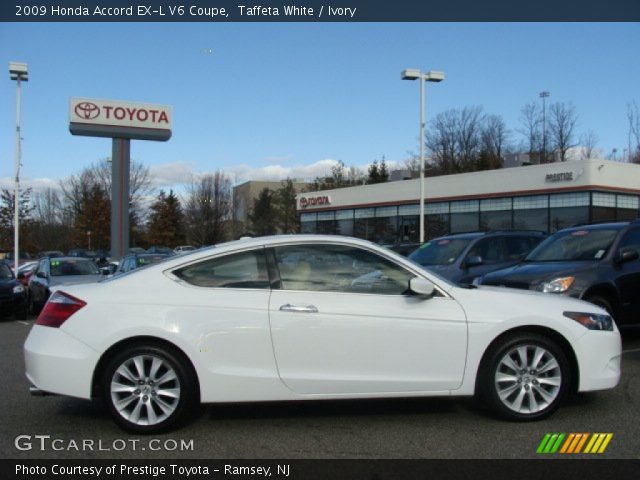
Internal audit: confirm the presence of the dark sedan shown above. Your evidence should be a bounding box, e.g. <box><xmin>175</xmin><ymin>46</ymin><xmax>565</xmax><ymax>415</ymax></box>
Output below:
<box><xmin>28</xmin><ymin>257</ymin><xmax>103</xmax><ymax>314</ymax></box>
<box><xmin>480</xmin><ymin>221</ymin><xmax>640</xmax><ymax>325</ymax></box>
<box><xmin>0</xmin><ymin>261</ymin><xmax>27</xmax><ymax>320</ymax></box>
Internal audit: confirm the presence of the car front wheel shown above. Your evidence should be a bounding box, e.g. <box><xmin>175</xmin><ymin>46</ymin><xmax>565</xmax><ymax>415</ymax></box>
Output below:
<box><xmin>478</xmin><ymin>333</ymin><xmax>570</xmax><ymax>421</ymax></box>
<box><xmin>102</xmin><ymin>345</ymin><xmax>195</xmax><ymax>433</ymax></box>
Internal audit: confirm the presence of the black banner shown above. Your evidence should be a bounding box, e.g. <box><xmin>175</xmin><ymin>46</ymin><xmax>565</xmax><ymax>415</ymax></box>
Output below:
<box><xmin>3</xmin><ymin>459</ymin><xmax>640</xmax><ymax>480</ymax></box>
<box><xmin>3</xmin><ymin>0</ymin><xmax>640</xmax><ymax>22</ymax></box>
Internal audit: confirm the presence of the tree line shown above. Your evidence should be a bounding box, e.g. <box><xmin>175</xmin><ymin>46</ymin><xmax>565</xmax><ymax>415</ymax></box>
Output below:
<box><xmin>0</xmin><ymin>160</ymin><xmax>306</xmax><ymax>256</ymax></box>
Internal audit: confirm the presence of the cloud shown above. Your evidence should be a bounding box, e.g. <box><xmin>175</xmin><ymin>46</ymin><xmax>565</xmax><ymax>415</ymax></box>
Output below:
<box><xmin>149</xmin><ymin>162</ymin><xmax>198</xmax><ymax>188</ymax></box>
<box><xmin>0</xmin><ymin>158</ymin><xmax>406</xmax><ymax>199</ymax></box>
<box><xmin>0</xmin><ymin>176</ymin><xmax>62</xmax><ymax>194</ymax></box>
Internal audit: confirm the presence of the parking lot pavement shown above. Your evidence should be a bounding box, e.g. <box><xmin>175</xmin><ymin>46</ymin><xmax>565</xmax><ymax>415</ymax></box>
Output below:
<box><xmin>1</xmin><ymin>318</ymin><xmax>639</xmax><ymax>459</ymax></box>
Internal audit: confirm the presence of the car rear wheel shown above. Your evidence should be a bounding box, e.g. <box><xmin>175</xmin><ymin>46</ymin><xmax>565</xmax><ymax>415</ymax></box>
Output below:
<box><xmin>478</xmin><ymin>333</ymin><xmax>570</xmax><ymax>421</ymax></box>
<box><xmin>102</xmin><ymin>345</ymin><xmax>195</xmax><ymax>433</ymax></box>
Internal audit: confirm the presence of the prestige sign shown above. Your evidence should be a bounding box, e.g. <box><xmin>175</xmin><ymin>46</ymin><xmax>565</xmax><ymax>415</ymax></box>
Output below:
<box><xmin>69</xmin><ymin>97</ymin><xmax>172</xmax><ymax>141</ymax></box>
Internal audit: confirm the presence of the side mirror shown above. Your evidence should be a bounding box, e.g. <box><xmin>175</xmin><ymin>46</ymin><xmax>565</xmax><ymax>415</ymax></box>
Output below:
<box><xmin>36</xmin><ymin>271</ymin><xmax>47</xmax><ymax>279</ymax></box>
<box><xmin>618</xmin><ymin>247</ymin><xmax>639</xmax><ymax>264</ymax></box>
<box><xmin>409</xmin><ymin>276</ymin><xmax>435</xmax><ymax>298</ymax></box>
<box><xmin>464</xmin><ymin>255</ymin><xmax>483</xmax><ymax>268</ymax></box>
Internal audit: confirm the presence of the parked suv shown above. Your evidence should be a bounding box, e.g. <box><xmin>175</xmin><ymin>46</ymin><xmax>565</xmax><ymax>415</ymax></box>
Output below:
<box><xmin>480</xmin><ymin>221</ymin><xmax>640</xmax><ymax>325</ymax></box>
<box><xmin>408</xmin><ymin>231</ymin><xmax>545</xmax><ymax>285</ymax></box>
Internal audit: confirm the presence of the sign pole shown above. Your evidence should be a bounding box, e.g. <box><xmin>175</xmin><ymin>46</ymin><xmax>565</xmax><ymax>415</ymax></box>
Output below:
<box><xmin>111</xmin><ymin>138</ymin><xmax>130</xmax><ymax>260</ymax></box>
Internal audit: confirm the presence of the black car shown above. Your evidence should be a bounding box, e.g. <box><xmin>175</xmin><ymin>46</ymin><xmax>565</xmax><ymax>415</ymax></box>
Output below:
<box><xmin>408</xmin><ymin>231</ymin><xmax>545</xmax><ymax>285</ymax></box>
<box><xmin>480</xmin><ymin>221</ymin><xmax>640</xmax><ymax>325</ymax></box>
<box><xmin>0</xmin><ymin>261</ymin><xmax>27</xmax><ymax>320</ymax></box>
<box><xmin>28</xmin><ymin>257</ymin><xmax>103</xmax><ymax>314</ymax></box>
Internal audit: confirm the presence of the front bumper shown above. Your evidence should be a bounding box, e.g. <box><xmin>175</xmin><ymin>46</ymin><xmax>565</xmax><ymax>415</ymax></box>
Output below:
<box><xmin>24</xmin><ymin>325</ymin><xmax>99</xmax><ymax>399</ymax></box>
<box><xmin>574</xmin><ymin>329</ymin><xmax>622</xmax><ymax>392</ymax></box>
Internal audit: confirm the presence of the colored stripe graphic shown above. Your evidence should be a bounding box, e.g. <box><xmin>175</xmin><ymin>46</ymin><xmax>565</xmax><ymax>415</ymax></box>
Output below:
<box><xmin>537</xmin><ymin>433</ymin><xmax>613</xmax><ymax>454</ymax></box>
<box><xmin>537</xmin><ymin>433</ymin><xmax>565</xmax><ymax>453</ymax></box>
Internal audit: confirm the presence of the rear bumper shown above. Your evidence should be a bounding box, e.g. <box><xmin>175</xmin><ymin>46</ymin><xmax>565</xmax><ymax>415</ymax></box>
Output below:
<box><xmin>24</xmin><ymin>325</ymin><xmax>99</xmax><ymax>399</ymax></box>
<box><xmin>574</xmin><ymin>329</ymin><xmax>622</xmax><ymax>392</ymax></box>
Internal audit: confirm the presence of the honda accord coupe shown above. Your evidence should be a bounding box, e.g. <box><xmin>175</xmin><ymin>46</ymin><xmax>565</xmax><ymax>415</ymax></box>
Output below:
<box><xmin>24</xmin><ymin>235</ymin><xmax>621</xmax><ymax>433</ymax></box>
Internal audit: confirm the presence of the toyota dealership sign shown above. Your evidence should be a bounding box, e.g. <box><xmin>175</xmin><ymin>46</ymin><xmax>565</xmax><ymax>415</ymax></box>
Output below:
<box><xmin>69</xmin><ymin>97</ymin><xmax>172</xmax><ymax>141</ymax></box>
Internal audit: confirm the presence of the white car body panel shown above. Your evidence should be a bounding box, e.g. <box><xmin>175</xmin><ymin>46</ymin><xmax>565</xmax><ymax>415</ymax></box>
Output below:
<box><xmin>24</xmin><ymin>235</ymin><xmax>621</xmax><ymax>408</ymax></box>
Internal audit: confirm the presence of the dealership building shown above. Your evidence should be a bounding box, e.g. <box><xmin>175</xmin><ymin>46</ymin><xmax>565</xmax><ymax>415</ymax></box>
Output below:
<box><xmin>296</xmin><ymin>159</ymin><xmax>640</xmax><ymax>244</ymax></box>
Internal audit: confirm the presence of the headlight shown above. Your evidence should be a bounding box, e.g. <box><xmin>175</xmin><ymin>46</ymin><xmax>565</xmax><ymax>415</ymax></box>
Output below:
<box><xmin>564</xmin><ymin>311</ymin><xmax>613</xmax><ymax>331</ymax></box>
<box><xmin>12</xmin><ymin>285</ymin><xmax>24</xmax><ymax>294</ymax></box>
<box><xmin>541</xmin><ymin>276</ymin><xmax>575</xmax><ymax>293</ymax></box>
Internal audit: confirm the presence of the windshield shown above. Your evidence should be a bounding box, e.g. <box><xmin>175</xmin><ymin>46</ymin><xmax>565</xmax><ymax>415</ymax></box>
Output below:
<box><xmin>50</xmin><ymin>259</ymin><xmax>100</xmax><ymax>276</ymax></box>
<box><xmin>525</xmin><ymin>228</ymin><xmax>619</xmax><ymax>262</ymax></box>
<box><xmin>408</xmin><ymin>238</ymin><xmax>473</xmax><ymax>266</ymax></box>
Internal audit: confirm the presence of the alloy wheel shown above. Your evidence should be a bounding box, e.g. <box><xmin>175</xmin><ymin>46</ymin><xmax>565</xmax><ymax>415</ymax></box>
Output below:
<box><xmin>494</xmin><ymin>344</ymin><xmax>562</xmax><ymax>414</ymax></box>
<box><xmin>110</xmin><ymin>354</ymin><xmax>181</xmax><ymax>426</ymax></box>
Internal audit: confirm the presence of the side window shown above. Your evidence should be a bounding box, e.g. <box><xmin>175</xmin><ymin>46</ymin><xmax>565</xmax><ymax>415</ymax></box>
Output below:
<box><xmin>274</xmin><ymin>244</ymin><xmax>414</xmax><ymax>295</ymax></box>
<box><xmin>618</xmin><ymin>228</ymin><xmax>640</xmax><ymax>255</ymax></box>
<box><xmin>467</xmin><ymin>238</ymin><xmax>506</xmax><ymax>264</ymax></box>
<box><xmin>504</xmin><ymin>236</ymin><xmax>538</xmax><ymax>261</ymax></box>
<box><xmin>173</xmin><ymin>249</ymin><xmax>269</xmax><ymax>289</ymax></box>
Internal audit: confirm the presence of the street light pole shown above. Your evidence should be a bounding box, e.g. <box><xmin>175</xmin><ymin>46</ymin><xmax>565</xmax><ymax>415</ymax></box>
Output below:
<box><xmin>539</xmin><ymin>91</ymin><xmax>550</xmax><ymax>164</ymax></box>
<box><xmin>9</xmin><ymin>62</ymin><xmax>28</xmax><ymax>273</ymax></box>
<box><xmin>402</xmin><ymin>69</ymin><xmax>445</xmax><ymax>244</ymax></box>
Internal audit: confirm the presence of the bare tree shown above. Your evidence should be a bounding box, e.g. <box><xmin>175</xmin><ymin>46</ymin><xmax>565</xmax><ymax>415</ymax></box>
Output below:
<box><xmin>427</xmin><ymin>107</ymin><xmax>495</xmax><ymax>174</ymax></box>
<box><xmin>549</xmin><ymin>102</ymin><xmax>578</xmax><ymax>162</ymax></box>
<box><xmin>579</xmin><ymin>130</ymin><xmax>600</xmax><ymax>160</ymax></box>
<box><xmin>627</xmin><ymin>101</ymin><xmax>640</xmax><ymax>163</ymax></box>
<box><xmin>479</xmin><ymin>114</ymin><xmax>510</xmax><ymax>169</ymax></box>
<box><xmin>183</xmin><ymin>171</ymin><xmax>232</xmax><ymax>246</ymax></box>
<box><xmin>518</xmin><ymin>102</ymin><xmax>542</xmax><ymax>163</ymax></box>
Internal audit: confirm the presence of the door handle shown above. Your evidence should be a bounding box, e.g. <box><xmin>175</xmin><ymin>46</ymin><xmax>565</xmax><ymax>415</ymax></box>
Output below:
<box><xmin>279</xmin><ymin>304</ymin><xmax>318</xmax><ymax>313</ymax></box>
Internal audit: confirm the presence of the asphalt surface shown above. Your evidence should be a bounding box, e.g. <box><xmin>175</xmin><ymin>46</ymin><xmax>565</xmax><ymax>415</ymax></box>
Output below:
<box><xmin>1</xmin><ymin>317</ymin><xmax>638</xmax><ymax>459</ymax></box>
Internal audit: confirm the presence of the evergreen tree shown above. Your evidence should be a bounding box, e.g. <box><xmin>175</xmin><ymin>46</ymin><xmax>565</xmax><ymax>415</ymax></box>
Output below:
<box><xmin>147</xmin><ymin>190</ymin><xmax>185</xmax><ymax>247</ymax></box>
<box><xmin>71</xmin><ymin>184</ymin><xmax>110</xmax><ymax>250</ymax></box>
<box><xmin>248</xmin><ymin>188</ymin><xmax>278</xmax><ymax>236</ymax></box>
<box><xmin>275</xmin><ymin>178</ymin><xmax>299</xmax><ymax>234</ymax></box>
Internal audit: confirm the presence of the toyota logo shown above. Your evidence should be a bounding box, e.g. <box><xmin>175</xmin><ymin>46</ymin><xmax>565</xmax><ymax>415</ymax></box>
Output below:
<box><xmin>74</xmin><ymin>102</ymin><xmax>100</xmax><ymax>120</ymax></box>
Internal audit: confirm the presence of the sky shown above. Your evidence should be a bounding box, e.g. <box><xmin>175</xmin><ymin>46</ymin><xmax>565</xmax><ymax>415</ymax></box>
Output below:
<box><xmin>0</xmin><ymin>22</ymin><xmax>639</xmax><ymax>195</ymax></box>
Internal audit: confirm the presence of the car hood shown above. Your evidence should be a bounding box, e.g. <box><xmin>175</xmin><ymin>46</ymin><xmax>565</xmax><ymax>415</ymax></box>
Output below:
<box><xmin>480</xmin><ymin>261</ymin><xmax>595</xmax><ymax>289</ymax></box>
<box><xmin>452</xmin><ymin>284</ymin><xmax>610</xmax><ymax>336</ymax></box>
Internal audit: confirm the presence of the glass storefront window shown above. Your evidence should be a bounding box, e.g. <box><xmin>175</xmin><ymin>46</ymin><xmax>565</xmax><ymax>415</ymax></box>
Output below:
<box><xmin>335</xmin><ymin>209</ymin><xmax>354</xmax><ymax>236</ymax></box>
<box><xmin>426</xmin><ymin>213</ymin><xmax>450</xmax><ymax>239</ymax></box>
<box><xmin>617</xmin><ymin>195</ymin><xmax>639</xmax><ymax>220</ymax></box>
<box><xmin>550</xmin><ymin>206</ymin><xmax>589</xmax><ymax>231</ymax></box>
<box><xmin>316</xmin><ymin>211</ymin><xmax>336</xmax><ymax>234</ymax></box>
<box><xmin>300</xmin><ymin>212</ymin><xmax>316</xmax><ymax>233</ymax></box>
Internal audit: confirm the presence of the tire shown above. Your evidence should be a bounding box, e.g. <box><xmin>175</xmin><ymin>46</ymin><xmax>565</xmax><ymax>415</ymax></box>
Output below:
<box><xmin>477</xmin><ymin>333</ymin><xmax>570</xmax><ymax>421</ymax></box>
<box><xmin>15</xmin><ymin>307</ymin><xmax>27</xmax><ymax>321</ymax></box>
<box><xmin>101</xmin><ymin>345</ymin><xmax>196</xmax><ymax>434</ymax></box>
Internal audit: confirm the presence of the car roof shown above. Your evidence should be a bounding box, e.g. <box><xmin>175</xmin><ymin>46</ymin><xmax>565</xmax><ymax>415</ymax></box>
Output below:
<box><xmin>561</xmin><ymin>221</ymin><xmax>631</xmax><ymax>232</ymax></box>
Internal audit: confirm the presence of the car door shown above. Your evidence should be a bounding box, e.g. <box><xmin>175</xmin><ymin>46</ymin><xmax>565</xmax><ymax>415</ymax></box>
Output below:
<box><xmin>614</xmin><ymin>227</ymin><xmax>640</xmax><ymax>323</ymax></box>
<box><xmin>168</xmin><ymin>247</ymin><xmax>277</xmax><ymax>400</ymax></box>
<box><xmin>30</xmin><ymin>259</ymin><xmax>50</xmax><ymax>307</ymax></box>
<box><xmin>268</xmin><ymin>243</ymin><xmax>467</xmax><ymax>395</ymax></box>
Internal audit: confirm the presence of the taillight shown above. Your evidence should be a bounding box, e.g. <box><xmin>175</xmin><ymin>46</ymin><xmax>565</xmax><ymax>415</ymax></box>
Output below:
<box><xmin>36</xmin><ymin>291</ymin><xmax>87</xmax><ymax>328</ymax></box>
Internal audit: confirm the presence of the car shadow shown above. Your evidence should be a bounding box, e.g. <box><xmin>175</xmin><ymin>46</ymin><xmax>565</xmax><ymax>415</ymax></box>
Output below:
<box><xmin>200</xmin><ymin>396</ymin><xmax>469</xmax><ymax>423</ymax></box>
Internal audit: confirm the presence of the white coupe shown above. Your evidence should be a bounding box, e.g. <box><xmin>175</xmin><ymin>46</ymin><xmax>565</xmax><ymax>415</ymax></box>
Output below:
<box><xmin>24</xmin><ymin>235</ymin><xmax>621</xmax><ymax>432</ymax></box>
